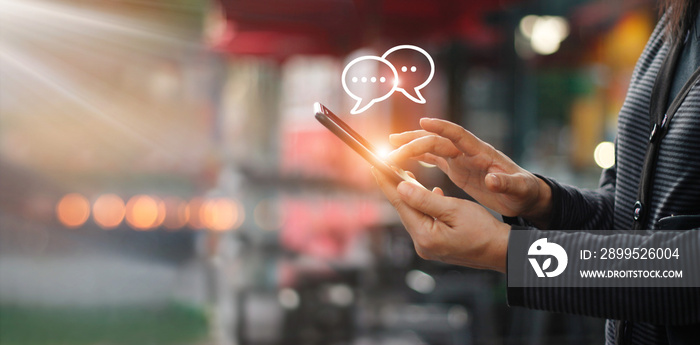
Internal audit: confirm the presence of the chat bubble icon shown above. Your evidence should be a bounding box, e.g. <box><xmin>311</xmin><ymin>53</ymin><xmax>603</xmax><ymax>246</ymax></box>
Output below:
<box><xmin>381</xmin><ymin>45</ymin><xmax>435</xmax><ymax>104</ymax></box>
<box><xmin>342</xmin><ymin>56</ymin><xmax>398</xmax><ymax>114</ymax></box>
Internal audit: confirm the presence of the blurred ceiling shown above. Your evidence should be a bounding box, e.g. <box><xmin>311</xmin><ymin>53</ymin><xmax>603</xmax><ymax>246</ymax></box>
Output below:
<box><xmin>212</xmin><ymin>0</ymin><xmax>524</xmax><ymax>58</ymax></box>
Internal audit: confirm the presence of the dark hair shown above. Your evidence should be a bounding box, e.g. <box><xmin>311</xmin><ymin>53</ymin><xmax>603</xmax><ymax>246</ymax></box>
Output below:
<box><xmin>661</xmin><ymin>0</ymin><xmax>699</xmax><ymax>41</ymax></box>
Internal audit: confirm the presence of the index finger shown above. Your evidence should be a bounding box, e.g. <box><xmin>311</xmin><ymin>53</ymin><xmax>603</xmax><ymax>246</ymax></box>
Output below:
<box><xmin>389</xmin><ymin>129</ymin><xmax>433</xmax><ymax>147</ymax></box>
<box><xmin>388</xmin><ymin>134</ymin><xmax>459</xmax><ymax>163</ymax></box>
<box><xmin>420</xmin><ymin>118</ymin><xmax>484</xmax><ymax>157</ymax></box>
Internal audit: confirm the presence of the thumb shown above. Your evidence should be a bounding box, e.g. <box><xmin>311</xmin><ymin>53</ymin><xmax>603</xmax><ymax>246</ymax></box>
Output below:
<box><xmin>485</xmin><ymin>173</ymin><xmax>528</xmax><ymax>196</ymax></box>
<box><xmin>398</xmin><ymin>181</ymin><xmax>454</xmax><ymax>221</ymax></box>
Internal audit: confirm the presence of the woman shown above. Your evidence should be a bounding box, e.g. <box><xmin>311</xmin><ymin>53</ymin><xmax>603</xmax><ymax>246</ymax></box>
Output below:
<box><xmin>374</xmin><ymin>1</ymin><xmax>700</xmax><ymax>343</ymax></box>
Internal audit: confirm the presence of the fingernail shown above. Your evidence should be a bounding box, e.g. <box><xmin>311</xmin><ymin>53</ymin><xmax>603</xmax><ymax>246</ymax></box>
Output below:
<box><xmin>397</xmin><ymin>181</ymin><xmax>414</xmax><ymax>197</ymax></box>
<box><xmin>487</xmin><ymin>173</ymin><xmax>499</xmax><ymax>188</ymax></box>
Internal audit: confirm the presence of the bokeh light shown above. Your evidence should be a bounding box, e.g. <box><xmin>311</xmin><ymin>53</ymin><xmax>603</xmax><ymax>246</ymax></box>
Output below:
<box><xmin>594</xmin><ymin>141</ymin><xmax>616</xmax><ymax>169</ymax></box>
<box><xmin>519</xmin><ymin>15</ymin><xmax>538</xmax><ymax>39</ymax></box>
<box><xmin>200</xmin><ymin>197</ymin><xmax>243</xmax><ymax>232</ymax></box>
<box><xmin>519</xmin><ymin>15</ymin><xmax>569</xmax><ymax>55</ymax></box>
<box><xmin>154</xmin><ymin>198</ymin><xmax>166</xmax><ymax>228</ymax></box>
<box><xmin>162</xmin><ymin>197</ymin><xmax>189</xmax><ymax>230</ymax></box>
<box><xmin>328</xmin><ymin>284</ymin><xmax>354</xmax><ymax>307</ymax></box>
<box><xmin>405</xmin><ymin>270</ymin><xmax>435</xmax><ymax>294</ymax></box>
<box><xmin>531</xmin><ymin>17</ymin><xmax>569</xmax><ymax>55</ymax></box>
<box><xmin>278</xmin><ymin>288</ymin><xmax>300</xmax><ymax>310</ymax></box>
<box><xmin>188</xmin><ymin>197</ymin><xmax>205</xmax><ymax>229</ymax></box>
<box><xmin>92</xmin><ymin>194</ymin><xmax>125</xmax><ymax>229</ymax></box>
<box><xmin>125</xmin><ymin>195</ymin><xmax>162</xmax><ymax>230</ymax></box>
<box><xmin>56</xmin><ymin>193</ymin><xmax>90</xmax><ymax>228</ymax></box>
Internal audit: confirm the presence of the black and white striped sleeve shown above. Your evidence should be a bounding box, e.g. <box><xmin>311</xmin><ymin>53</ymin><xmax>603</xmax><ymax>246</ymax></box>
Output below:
<box><xmin>506</xmin><ymin>228</ymin><xmax>700</xmax><ymax>325</ymax></box>
<box><xmin>503</xmin><ymin>166</ymin><xmax>617</xmax><ymax>230</ymax></box>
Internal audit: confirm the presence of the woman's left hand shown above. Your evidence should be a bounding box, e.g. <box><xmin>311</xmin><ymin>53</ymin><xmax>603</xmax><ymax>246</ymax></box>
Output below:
<box><xmin>373</xmin><ymin>167</ymin><xmax>510</xmax><ymax>272</ymax></box>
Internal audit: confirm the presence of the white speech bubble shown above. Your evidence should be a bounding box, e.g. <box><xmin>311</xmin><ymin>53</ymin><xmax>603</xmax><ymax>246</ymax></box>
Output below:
<box><xmin>381</xmin><ymin>45</ymin><xmax>435</xmax><ymax>104</ymax></box>
<box><xmin>341</xmin><ymin>56</ymin><xmax>399</xmax><ymax>114</ymax></box>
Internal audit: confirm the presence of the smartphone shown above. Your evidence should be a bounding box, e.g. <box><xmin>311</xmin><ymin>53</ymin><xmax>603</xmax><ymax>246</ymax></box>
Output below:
<box><xmin>314</xmin><ymin>102</ymin><xmax>425</xmax><ymax>188</ymax></box>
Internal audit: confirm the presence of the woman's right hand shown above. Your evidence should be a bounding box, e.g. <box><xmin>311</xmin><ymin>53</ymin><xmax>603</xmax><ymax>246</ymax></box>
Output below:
<box><xmin>389</xmin><ymin>118</ymin><xmax>553</xmax><ymax>228</ymax></box>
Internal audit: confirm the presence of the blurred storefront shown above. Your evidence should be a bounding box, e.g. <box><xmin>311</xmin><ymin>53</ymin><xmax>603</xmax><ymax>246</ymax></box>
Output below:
<box><xmin>0</xmin><ymin>0</ymin><xmax>657</xmax><ymax>344</ymax></box>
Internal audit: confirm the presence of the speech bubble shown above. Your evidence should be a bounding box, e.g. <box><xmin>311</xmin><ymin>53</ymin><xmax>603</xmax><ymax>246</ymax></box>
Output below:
<box><xmin>342</xmin><ymin>56</ymin><xmax>399</xmax><ymax>114</ymax></box>
<box><xmin>381</xmin><ymin>45</ymin><xmax>435</xmax><ymax>104</ymax></box>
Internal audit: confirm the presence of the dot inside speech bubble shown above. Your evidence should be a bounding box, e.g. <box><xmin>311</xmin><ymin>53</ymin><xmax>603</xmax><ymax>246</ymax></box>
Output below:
<box><xmin>381</xmin><ymin>45</ymin><xmax>435</xmax><ymax>104</ymax></box>
<box><xmin>341</xmin><ymin>56</ymin><xmax>398</xmax><ymax>114</ymax></box>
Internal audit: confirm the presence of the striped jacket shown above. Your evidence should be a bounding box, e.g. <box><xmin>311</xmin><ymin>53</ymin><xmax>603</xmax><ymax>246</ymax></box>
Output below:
<box><xmin>506</xmin><ymin>13</ymin><xmax>700</xmax><ymax>345</ymax></box>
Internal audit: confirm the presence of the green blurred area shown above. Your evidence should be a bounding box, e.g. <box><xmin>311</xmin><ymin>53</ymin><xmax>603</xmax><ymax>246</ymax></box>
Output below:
<box><xmin>0</xmin><ymin>302</ymin><xmax>208</xmax><ymax>345</ymax></box>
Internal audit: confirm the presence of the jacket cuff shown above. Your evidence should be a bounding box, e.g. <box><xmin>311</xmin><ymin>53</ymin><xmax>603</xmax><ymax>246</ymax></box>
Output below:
<box><xmin>533</xmin><ymin>174</ymin><xmax>563</xmax><ymax>229</ymax></box>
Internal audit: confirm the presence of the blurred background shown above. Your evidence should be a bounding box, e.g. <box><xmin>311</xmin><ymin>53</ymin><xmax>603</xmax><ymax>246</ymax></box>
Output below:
<box><xmin>0</xmin><ymin>0</ymin><xmax>656</xmax><ymax>344</ymax></box>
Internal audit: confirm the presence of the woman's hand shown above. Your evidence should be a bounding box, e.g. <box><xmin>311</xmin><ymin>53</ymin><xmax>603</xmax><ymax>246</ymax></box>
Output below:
<box><xmin>389</xmin><ymin>118</ymin><xmax>552</xmax><ymax>228</ymax></box>
<box><xmin>373</xmin><ymin>167</ymin><xmax>509</xmax><ymax>272</ymax></box>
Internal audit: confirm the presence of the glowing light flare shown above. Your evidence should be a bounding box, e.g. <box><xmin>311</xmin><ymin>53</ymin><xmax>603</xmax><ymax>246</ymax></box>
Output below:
<box><xmin>162</xmin><ymin>197</ymin><xmax>189</xmax><ymax>230</ymax></box>
<box><xmin>0</xmin><ymin>0</ymin><xmax>193</xmax><ymax>47</ymax></box>
<box><xmin>125</xmin><ymin>195</ymin><xmax>162</xmax><ymax>230</ymax></box>
<box><xmin>594</xmin><ymin>141</ymin><xmax>616</xmax><ymax>169</ymax></box>
<box><xmin>56</xmin><ymin>193</ymin><xmax>90</xmax><ymax>228</ymax></box>
<box><xmin>93</xmin><ymin>194</ymin><xmax>125</xmax><ymax>229</ymax></box>
<box><xmin>376</xmin><ymin>145</ymin><xmax>391</xmax><ymax>160</ymax></box>
<box><xmin>0</xmin><ymin>0</ymin><xmax>198</xmax><ymax>170</ymax></box>
<box><xmin>200</xmin><ymin>197</ymin><xmax>244</xmax><ymax>232</ymax></box>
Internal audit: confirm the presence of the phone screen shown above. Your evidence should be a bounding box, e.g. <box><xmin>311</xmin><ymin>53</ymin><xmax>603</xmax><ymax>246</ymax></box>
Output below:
<box><xmin>313</xmin><ymin>102</ymin><xmax>424</xmax><ymax>188</ymax></box>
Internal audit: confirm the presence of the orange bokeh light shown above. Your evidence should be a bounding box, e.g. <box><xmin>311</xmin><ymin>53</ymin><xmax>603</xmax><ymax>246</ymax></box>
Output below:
<box><xmin>200</xmin><ymin>197</ymin><xmax>243</xmax><ymax>232</ymax></box>
<box><xmin>188</xmin><ymin>197</ymin><xmax>205</xmax><ymax>229</ymax></box>
<box><xmin>125</xmin><ymin>195</ymin><xmax>162</xmax><ymax>230</ymax></box>
<box><xmin>162</xmin><ymin>197</ymin><xmax>189</xmax><ymax>230</ymax></box>
<box><xmin>93</xmin><ymin>194</ymin><xmax>125</xmax><ymax>229</ymax></box>
<box><xmin>56</xmin><ymin>193</ymin><xmax>90</xmax><ymax>228</ymax></box>
<box><xmin>154</xmin><ymin>198</ymin><xmax>166</xmax><ymax>228</ymax></box>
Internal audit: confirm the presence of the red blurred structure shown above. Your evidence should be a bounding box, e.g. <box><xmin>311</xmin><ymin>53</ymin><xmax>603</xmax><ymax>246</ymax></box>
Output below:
<box><xmin>212</xmin><ymin>0</ymin><xmax>523</xmax><ymax>58</ymax></box>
